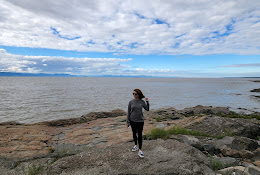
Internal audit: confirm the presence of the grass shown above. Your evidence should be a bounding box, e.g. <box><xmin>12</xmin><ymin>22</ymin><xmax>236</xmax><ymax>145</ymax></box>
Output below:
<box><xmin>152</xmin><ymin>115</ymin><xmax>171</xmax><ymax>122</ymax></box>
<box><xmin>21</xmin><ymin>148</ymin><xmax>71</xmax><ymax>175</ymax></box>
<box><xmin>148</xmin><ymin>128</ymin><xmax>170</xmax><ymax>139</ymax></box>
<box><xmin>167</xmin><ymin>127</ymin><xmax>211</xmax><ymax>137</ymax></box>
<box><xmin>145</xmin><ymin>126</ymin><xmax>235</xmax><ymax>140</ymax></box>
<box><xmin>55</xmin><ymin>148</ymin><xmax>69</xmax><ymax>160</ymax></box>
<box><xmin>155</xmin><ymin>117</ymin><xmax>163</xmax><ymax>122</ymax></box>
<box><xmin>209</xmin><ymin>157</ymin><xmax>225</xmax><ymax>171</ymax></box>
<box><xmin>217</xmin><ymin>111</ymin><xmax>260</xmax><ymax>120</ymax></box>
<box><xmin>214</xmin><ymin>128</ymin><xmax>234</xmax><ymax>139</ymax></box>
<box><xmin>145</xmin><ymin>126</ymin><xmax>211</xmax><ymax>140</ymax></box>
<box><xmin>47</xmin><ymin>147</ymin><xmax>55</xmax><ymax>153</ymax></box>
<box><xmin>22</xmin><ymin>163</ymin><xmax>43</xmax><ymax>175</ymax></box>
<box><xmin>184</xmin><ymin>113</ymin><xmax>194</xmax><ymax>117</ymax></box>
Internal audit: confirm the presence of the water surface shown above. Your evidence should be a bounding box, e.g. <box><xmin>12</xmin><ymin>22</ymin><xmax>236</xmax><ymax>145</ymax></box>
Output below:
<box><xmin>0</xmin><ymin>77</ymin><xmax>259</xmax><ymax>123</ymax></box>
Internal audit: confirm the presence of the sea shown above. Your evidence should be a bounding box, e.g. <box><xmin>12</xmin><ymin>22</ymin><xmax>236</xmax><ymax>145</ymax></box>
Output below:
<box><xmin>0</xmin><ymin>77</ymin><xmax>259</xmax><ymax>124</ymax></box>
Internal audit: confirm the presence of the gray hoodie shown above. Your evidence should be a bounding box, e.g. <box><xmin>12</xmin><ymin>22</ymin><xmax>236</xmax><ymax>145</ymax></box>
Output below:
<box><xmin>127</xmin><ymin>99</ymin><xmax>149</xmax><ymax>123</ymax></box>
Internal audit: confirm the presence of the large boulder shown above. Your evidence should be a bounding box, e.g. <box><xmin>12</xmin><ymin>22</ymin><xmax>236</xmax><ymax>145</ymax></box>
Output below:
<box><xmin>220</xmin><ymin>145</ymin><xmax>254</xmax><ymax>159</ymax></box>
<box><xmin>214</xmin><ymin>136</ymin><xmax>259</xmax><ymax>152</ymax></box>
<box><xmin>213</xmin><ymin>136</ymin><xmax>259</xmax><ymax>159</ymax></box>
<box><xmin>179</xmin><ymin>105</ymin><xmax>231</xmax><ymax>116</ymax></box>
<box><xmin>179</xmin><ymin>135</ymin><xmax>203</xmax><ymax>151</ymax></box>
<box><xmin>218</xmin><ymin>164</ymin><xmax>260</xmax><ymax>175</ymax></box>
<box><xmin>188</xmin><ymin>116</ymin><xmax>260</xmax><ymax>139</ymax></box>
<box><xmin>252</xmin><ymin>148</ymin><xmax>260</xmax><ymax>162</ymax></box>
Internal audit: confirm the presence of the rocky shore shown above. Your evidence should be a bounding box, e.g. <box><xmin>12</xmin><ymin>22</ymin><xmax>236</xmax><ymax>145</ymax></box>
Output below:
<box><xmin>250</xmin><ymin>80</ymin><xmax>260</xmax><ymax>100</ymax></box>
<box><xmin>0</xmin><ymin>106</ymin><xmax>260</xmax><ymax>175</ymax></box>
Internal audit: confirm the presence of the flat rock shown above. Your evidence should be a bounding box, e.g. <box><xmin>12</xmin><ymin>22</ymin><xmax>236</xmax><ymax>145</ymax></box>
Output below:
<box><xmin>0</xmin><ymin>111</ymin><xmax>130</xmax><ymax>161</ymax></box>
<box><xmin>218</xmin><ymin>166</ymin><xmax>250</xmax><ymax>175</ymax></box>
<box><xmin>254</xmin><ymin>161</ymin><xmax>260</xmax><ymax>167</ymax></box>
<box><xmin>214</xmin><ymin>156</ymin><xmax>239</xmax><ymax>167</ymax></box>
<box><xmin>46</xmin><ymin>139</ymin><xmax>215</xmax><ymax>175</ymax></box>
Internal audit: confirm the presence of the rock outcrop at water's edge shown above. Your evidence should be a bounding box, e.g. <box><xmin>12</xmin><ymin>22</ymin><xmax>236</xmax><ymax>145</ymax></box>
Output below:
<box><xmin>0</xmin><ymin>105</ymin><xmax>260</xmax><ymax>175</ymax></box>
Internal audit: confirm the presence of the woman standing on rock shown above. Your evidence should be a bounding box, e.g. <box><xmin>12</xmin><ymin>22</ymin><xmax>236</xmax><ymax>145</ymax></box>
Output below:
<box><xmin>126</xmin><ymin>89</ymin><xmax>149</xmax><ymax>158</ymax></box>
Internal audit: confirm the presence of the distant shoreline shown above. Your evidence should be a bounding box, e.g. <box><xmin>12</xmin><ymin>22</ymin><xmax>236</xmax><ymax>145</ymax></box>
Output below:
<box><xmin>1</xmin><ymin>72</ymin><xmax>260</xmax><ymax>78</ymax></box>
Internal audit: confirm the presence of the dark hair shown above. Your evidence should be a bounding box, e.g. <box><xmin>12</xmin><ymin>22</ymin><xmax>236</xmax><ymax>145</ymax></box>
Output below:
<box><xmin>134</xmin><ymin>89</ymin><xmax>145</xmax><ymax>99</ymax></box>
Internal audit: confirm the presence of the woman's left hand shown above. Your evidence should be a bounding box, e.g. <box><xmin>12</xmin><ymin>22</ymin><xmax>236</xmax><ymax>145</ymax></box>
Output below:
<box><xmin>145</xmin><ymin>97</ymin><xmax>149</xmax><ymax>101</ymax></box>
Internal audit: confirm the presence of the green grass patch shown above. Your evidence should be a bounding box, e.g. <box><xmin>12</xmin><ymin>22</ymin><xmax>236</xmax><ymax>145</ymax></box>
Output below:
<box><xmin>145</xmin><ymin>126</ymin><xmax>211</xmax><ymax>140</ymax></box>
<box><xmin>184</xmin><ymin>114</ymin><xmax>193</xmax><ymax>117</ymax></box>
<box><xmin>47</xmin><ymin>147</ymin><xmax>55</xmax><ymax>153</ymax></box>
<box><xmin>22</xmin><ymin>163</ymin><xmax>43</xmax><ymax>175</ymax></box>
<box><xmin>146</xmin><ymin>128</ymin><xmax>170</xmax><ymax>139</ymax></box>
<box><xmin>217</xmin><ymin>112</ymin><xmax>260</xmax><ymax>120</ymax></box>
<box><xmin>155</xmin><ymin>117</ymin><xmax>163</xmax><ymax>122</ymax></box>
<box><xmin>145</xmin><ymin>126</ymin><xmax>235</xmax><ymax>140</ymax></box>
<box><xmin>209</xmin><ymin>157</ymin><xmax>225</xmax><ymax>171</ymax></box>
<box><xmin>167</xmin><ymin>127</ymin><xmax>211</xmax><ymax>137</ymax></box>
<box><xmin>215</xmin><ymin>135</ymin><xmax>225</xmax><ymax>139</ymax></box>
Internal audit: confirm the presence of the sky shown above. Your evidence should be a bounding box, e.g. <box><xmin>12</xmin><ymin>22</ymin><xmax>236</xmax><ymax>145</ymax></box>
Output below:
<box><xmin>0</xmin><ymin>0</ymin><xmax>260</xmax><ymax>77</ymax></box>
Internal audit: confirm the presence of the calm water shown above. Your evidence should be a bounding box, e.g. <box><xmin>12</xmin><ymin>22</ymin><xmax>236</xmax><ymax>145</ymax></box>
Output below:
<box><xmin>0</xmin><ymin>77</ymin><xmax>259</xmax><ymax>123</ymax></box>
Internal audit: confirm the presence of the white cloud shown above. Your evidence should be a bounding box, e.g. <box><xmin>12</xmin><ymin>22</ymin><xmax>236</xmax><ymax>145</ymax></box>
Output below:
<box><xmin>0</xmin><ymin>0</ymin><xmax>259</xmax><ymax>55</ymax></box>
<box><xmin>0</xmin><ymin>48</ymin><xmax>185</xmax><ymax>76</ymax></box>
<box><xmin>1</xmin><ymin>48</ymin><xmax>259</xmax><ymax>77</ymax></box>
<box><xmin>0</xmin><ymin>49</ymin><xmax>132</xmax><ymax>75</ymax></box>
<box><xmin>221</xmin><ymin>63</ymin><xmax>260</xmax><ymax>67</ymax></box>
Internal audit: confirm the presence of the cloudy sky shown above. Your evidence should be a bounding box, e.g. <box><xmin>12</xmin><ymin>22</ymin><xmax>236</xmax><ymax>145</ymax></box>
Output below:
<box><xmin>0</xmin><ymin>0</ymin><xmax>260</xmax><ymax>77</ymax></box>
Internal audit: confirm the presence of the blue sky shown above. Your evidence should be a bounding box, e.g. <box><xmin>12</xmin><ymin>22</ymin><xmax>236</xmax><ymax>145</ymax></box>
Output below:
<box><xmin>0</xmin><ymin>0</ymin><xmax>260</xmax><ymax>77</ymax></box>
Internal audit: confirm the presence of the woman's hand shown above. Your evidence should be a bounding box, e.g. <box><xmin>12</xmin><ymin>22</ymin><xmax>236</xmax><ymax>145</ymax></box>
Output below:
<box><xmin>126</xmin><ymin>123</ymin><xmax>130</xmax><ymax>128</ymax></box>
<box><xmin>145</xmin><ymin>97</ymin><xmax>149</xmax><ymax>101</ymax></box>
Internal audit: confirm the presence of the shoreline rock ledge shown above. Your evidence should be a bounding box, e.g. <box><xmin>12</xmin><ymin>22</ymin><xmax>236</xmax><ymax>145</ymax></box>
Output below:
<box><xmin>0</xmin><ymin>105</ymin><xmax>260</xmax><ymax>175</ymax></box>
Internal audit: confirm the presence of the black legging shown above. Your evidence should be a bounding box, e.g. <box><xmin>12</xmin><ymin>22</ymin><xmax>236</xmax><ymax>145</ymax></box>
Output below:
<box><xmin>130</xmin><ymin>121</ymin><xmax>144</xmax><ymax>150</ymax></box>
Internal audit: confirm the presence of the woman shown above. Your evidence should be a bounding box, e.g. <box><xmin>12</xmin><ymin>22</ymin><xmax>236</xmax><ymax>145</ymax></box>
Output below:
<box><xmin>126</xmin><ymin>89</ymin><xmax>149</xmax><ymax>158</ymax></box>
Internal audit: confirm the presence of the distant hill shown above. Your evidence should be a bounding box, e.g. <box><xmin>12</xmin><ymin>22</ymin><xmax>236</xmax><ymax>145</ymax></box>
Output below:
<box><xmin>0</xmin><ymin>72</ymin><xmax>161</xmax><ymax>78</ymax></box>
<box><xmin>0</xmin><ymin>72</ymin><xmax>177</xmax><ymax>78</ymax></box>
<box><xmin>92</xmin><ymin>75</ymin><xmax>156</xmax><ymax>78</ymax></box>
<box><xmin>0</xmin><ymin>72</ymin><xmax>80</xmax><ymax>77</ymax></box>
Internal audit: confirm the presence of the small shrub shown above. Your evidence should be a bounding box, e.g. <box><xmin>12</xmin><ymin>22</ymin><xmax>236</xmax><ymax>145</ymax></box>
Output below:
<box><xmin>48</xmin><ymin>147</ymin><xmax>55</xmax><ymax>153</ymax></box>
<box><xmin>184</xmin><ymin>113</ymin><xmax>194</xmax><ymax>117</ymax></box>
<box><xmin>215</xmin><ymin>135</ymin><xmax>225</xmax><ymax>139</ymax></box>
<box><xmin>223</xmin><ymin>128</ymin><xmax>234</xmax><ymax>137</ymax></box>
<box><xmin>214</xmin><ymin>128</ymin><xmax>234</xmax><ymax>139</ymax></box>
<box><xmin>209</xmin><ymin>157</ymin><xmax>224</xmax><ymax>171</ymax></box>
<box><xmin>22</xmin><ymin>163</ymin><xmax>43</xmax><ymax>175</ymax></box>
<box><xmin>52</xmin><ymin>148</ymin><xmax>69</xmax><ymax>161</ymax></box>
<box><xmin>155</xmin><ymin>117</ymin><xmax>163</xmax><ymax>122</ymax></box>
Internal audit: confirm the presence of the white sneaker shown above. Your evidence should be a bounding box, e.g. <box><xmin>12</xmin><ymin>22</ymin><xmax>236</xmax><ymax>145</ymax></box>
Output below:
<box><xmin>138</xmin><ymin>150</ymin><xmax>144</xmax><ymax>158</ymax></box>
<box><xmin>132</xmin><ymin>145</ymin><xmax>138</xmax><ymax>152</ymax></box>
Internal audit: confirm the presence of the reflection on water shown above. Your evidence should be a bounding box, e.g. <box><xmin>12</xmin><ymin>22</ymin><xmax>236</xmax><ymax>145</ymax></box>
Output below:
<box><xmin>0</xmin><ymin>77</ymin><xmax>259</xmax><ymax>123</ymax></box>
